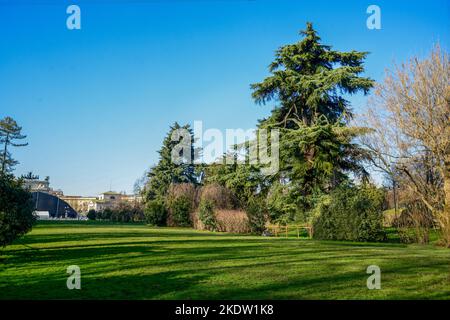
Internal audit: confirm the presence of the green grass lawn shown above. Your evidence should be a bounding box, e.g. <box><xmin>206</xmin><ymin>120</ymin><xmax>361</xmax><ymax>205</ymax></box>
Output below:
<box><xmin>0</xmin><ymin>221</ymin><xmax>449</xmax><ymax>300</ymax></box>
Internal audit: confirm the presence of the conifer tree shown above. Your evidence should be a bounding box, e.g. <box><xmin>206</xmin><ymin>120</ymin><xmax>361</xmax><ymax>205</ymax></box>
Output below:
<box><xmin>0</xmin><ymin>117</ymin><xmax>28</xmax><ymax>175</ymax></box>
<box><xmin>144</xmin><ymin>122</ymin><xmax>200</xmax><ymax>201</ymax></box>
<box><xmin>251</xmin><ymin>22</ymin><xmax>373</xmax><ymax>128</ymax></box>
<box><xmin>250</xmin><ymin>23</ymin><xmax>374</xmax><ymax>220</ymax></box>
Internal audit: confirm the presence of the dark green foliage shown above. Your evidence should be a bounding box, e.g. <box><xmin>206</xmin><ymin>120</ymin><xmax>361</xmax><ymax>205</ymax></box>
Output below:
<box><xmin>248</xmin><ymin>23</ymin><xmax>374</xmax><ymax>225</ymax></box>
<box><xmin>169</xmin><ymin>196</ymin><xmax>192</xmax><ymax>227</ymax></box>
<box><xmin>87</xmin><ymin>209</ymin><xmax>97</xmax><ymax>220</ymax></box>
<box><xmin>0</xmin><ymin>175</ymin><xmax>35</xmax><ymax>246</ymax></box>
<box><xmin>204</xmin><ymin>161</ymin><xmax>268</xmax><ymax>208</ymax></box>
<box><xmin>110</xmin><ymin>203</ymin><xmax>144</xmax><ymax>223</ymax></box>
<box><xmin>246</xmin><ymin>197</ymin><xmax>267</xmax><ymax>234</ymax></box>
<box><xmin>251</xmin><ymin>22</ymin><xmax>373</xmax><ymax>127</ymax></box>
<box><xmin>312</xmin><ymin>185</ymin><xmax>386</xmax><ymax>242</ymax></box>
<box><xmin>198</xmin><ymin>199</ymin><xmax>217</xmax><ymax>231</ymax></box>
<box><xmin>144</xmin><ymin>200</ymin><xmax>167</xmax><ymax>226</ymax></box>
<box><xmin>91</xmin><ymin>205</ymin><xmax>144</xmax><ymax>223</ymax></box>
<box><xmin>272</xmin><ymin>118</ymin><xmax>371</xmax><ymax>217</ymax></box>
<box><xmin>101</xmin><ymin>208</ymin><xmax>113</xmax><ymax>220</ymax></box>
<box><xmin>266</xmin><ymin>182</ymin><xmax>299</xmax><ymax>224</ymax></box>
<box><xmin>281</xmin><ymin>118</ymin><xmax>370</xmax><ymax>187</ymax></box>
<box><xmin>144</xmin><ymin>123</ymin><xmax>200</xmax><ymax>201</ymax></box>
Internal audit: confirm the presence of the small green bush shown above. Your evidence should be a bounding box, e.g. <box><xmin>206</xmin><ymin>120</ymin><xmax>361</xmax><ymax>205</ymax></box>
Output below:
<box><xmin>198</xmin><ymin>199</ymin><xmax>217</xmax><ymax>231</ymax></box>
<box><xmin>169</xmin><ymin>196</ymin><xmax>192</xmax><ymax>227</ymax></box>
<box><xmin>87</xmin><ymin>209</ymin><xmax>97</xmax><ymax>220</ymax></box>
<box><xmin>266</xmin><ymin>183</ymin><xmax>298</xmax><ymax>224</ymax></box>
<box><xmin>246</xmin><ymin>197</ymin><xmax>267</xmax><ymax>234</ymax></box>
<box><xmin>101</xmin><ymin>208</ymin><xmax>113</xmax><ymax>220</ymax></box>
<box><xmin>312</xmin><ymin>185</ymin><xmax>386</xmax><ymax>242</ymax></box>
<box><xmin>144</xmin><ymin>200</ymin><xmax>167</xmax><ymax>226</ymax></box>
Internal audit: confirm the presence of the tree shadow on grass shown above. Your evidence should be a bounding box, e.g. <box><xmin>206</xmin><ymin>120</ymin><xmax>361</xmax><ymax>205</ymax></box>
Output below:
<box><xmin>0</xmin><ymin>269</ymin><xmax>209</xmax><ymax>300</ymax></box>
<box><xmin>1</xmin><ymin>241</ymin><xmax>449</xmax><ymax>300</ymax></box>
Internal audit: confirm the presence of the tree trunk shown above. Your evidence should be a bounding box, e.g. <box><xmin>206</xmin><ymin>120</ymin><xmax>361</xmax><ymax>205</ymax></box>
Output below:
<box><xmin>1</xmin><ymin>133</ymin><xmax>9</xmax><ymax>175</ymax></box>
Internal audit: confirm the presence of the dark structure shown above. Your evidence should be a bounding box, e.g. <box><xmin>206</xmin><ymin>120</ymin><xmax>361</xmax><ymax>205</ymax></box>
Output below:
<box><xmin>32</xmin><ymin>192</ymin><xmax>78</xmax><ymax>218</ymax></box>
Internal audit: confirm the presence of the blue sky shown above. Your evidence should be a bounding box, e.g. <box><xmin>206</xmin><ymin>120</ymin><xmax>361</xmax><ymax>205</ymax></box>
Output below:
<box><xmin>0</xmin><ymin>0</ymin><xmax>448</xmax><ymax>196</ymax></box>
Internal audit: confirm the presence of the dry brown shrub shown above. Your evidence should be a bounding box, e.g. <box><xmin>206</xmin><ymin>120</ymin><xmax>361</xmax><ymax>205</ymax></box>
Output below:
<box><xmin>198</xmin><ymin>183</ymin><xmax>237</xmax><ymax>210</ymax></box>
<box><xmin>167</xmin><ymin>183</ymin><xmax>198</xmax><ymax>208</ymax></box>
<box><xmin>215</xmin><ymin>209</ymin><xmax>250</xmax><ymax>233</ymax></box>
<box><xmin>191</xmin><ymin>209</ymin><xmax>250</xmax><ymax>233</ymax></box>
<box><xmin>190</xmin><ymin>211</ymin><xmax>203</xmax><ymax>230</ymax></box>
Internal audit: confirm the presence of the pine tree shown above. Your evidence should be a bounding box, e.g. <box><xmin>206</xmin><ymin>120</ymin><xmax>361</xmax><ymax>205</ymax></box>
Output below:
<box><xmin>250</xmin><ymin>23</ymin><xmax>374</xmax><ymax>220</ymax></box>
<box><xmin>251</xmin><ymin>22</ymin><xmax>373</xmax><ymax>128</ymax></box>
<box><xmin>0</xmin><ymin>117</ymin><xmax>28</xmax><ymax>175</ymax></box>
<box><xmin>144</xmin><ymin>122</ymin><xmax>200</xmax><ymax>201</ymax></box>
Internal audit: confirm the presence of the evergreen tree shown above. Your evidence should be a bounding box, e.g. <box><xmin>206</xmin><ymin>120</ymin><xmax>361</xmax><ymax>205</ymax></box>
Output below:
<box><xmin>250</xmin><ymin>23</ymin><xmax>374</xmax><ymax>220</ymax></box>
<box><xmin>0</xmin><ymin>117</ymin><xmax>28</xmax><ymax>175</ymax></box>
<box><xmin>144</xmin><ymin>122</ymin><xmax>200</xmax><ymax>201</ymax></box>
<box><xmin>251</xmin><ymin>22</ymin><xmax>373</xmax><ymax>128</ymax></box>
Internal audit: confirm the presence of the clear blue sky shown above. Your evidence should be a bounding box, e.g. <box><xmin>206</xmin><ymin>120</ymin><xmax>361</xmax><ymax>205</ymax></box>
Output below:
<box><xmin>0</xmin><ymin>0</ymin><xmax>448</xmax><ymax>196</ymax></box>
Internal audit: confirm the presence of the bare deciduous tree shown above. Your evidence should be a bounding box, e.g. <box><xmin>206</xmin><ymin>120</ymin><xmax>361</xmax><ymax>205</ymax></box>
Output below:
<box><xmin>360</xmin><ymin>44</ymin><xmax>450</xmax><ymax>246</ymax></box>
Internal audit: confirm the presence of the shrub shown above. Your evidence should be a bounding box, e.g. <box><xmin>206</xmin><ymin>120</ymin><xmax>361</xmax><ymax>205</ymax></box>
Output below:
<box><xmin>266</xmin><ymin>183</ymin><xmax>298</xmax><ymax>224</ymax></box>
<box><xmin>167</xmin><ymin>183</ymin><xmax>197</xmax><ymax>209</ymax></box>
<box><xmin>198</xmin><ymin>199</ymin><xmax>217</xmax><ymax>231</ymax></box>
<box><xmin>101</xmin><ymin>208</ymin><xmax>113</xmax><ymax>220</ymax></box>
<box><xmin>215</xmin><ymin>210</ymin><xmax>250</xmax><ymax>233</ymax></box>
<box><xmin>198</xmin><ymin>183</ymin><xmax>237</xmax><ymax>210</ymax></box>
<box><xmin>144</xmin><ymin>200</ymin><xmax>167</xmax><ymax>226</ymax></box>
<box><xmin>0</xmin><ymin>175</ymin><xmax>35</xmax><ymax>247</ymax></box>
<box><xmin>393</xmin><ymin>200</ymin><xmax>435</xmax><ymax>244</ymax></box>
<box><xmin>246</xmin><ymin>197</ymin><xmax>267</xmax><ymax>234</ymax></box>
<box><xmin>168</xmin><ymin>196</ymin><xmax>192</xmax><ymax>227</ymax></box>
<box><xmin>87</xmin><ymin>209</ymin><xmax>97</xmax><ymax>220</ymax></box>
<box><xmin>312</xmin><ymin>185</ymin><xmax>386</xmax><ymax>242</ymax></box>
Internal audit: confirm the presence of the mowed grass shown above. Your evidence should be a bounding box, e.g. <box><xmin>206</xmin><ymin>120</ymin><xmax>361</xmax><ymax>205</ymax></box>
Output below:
<box><xmin>0</xmin><ymin>221</ymin><xmax>449</xmax><ymax>300</ymax></box>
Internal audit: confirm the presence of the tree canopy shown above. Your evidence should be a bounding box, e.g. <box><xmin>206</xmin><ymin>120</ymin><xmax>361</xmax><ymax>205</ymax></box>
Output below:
<box><xmin>251</xmin><ymin>22</ymin><xmax>373</xmax><ymax>128</ymax></box>
<box><xmin>144</xmin><ymin>122</ymin><xmax>200</xmax><ymax>201</ymax></box>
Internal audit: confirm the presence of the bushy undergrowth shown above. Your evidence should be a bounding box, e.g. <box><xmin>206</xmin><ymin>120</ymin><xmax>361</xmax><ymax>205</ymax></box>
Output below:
<box><xmin>168</xmin><ymin>196</ymin><xmax>192</xmax><ymax>227</ymax></box>
<box><xmin>0</xmin><ymin>175</ymin><xmax>35</xmax><ymax>247</ymax></box>
<box><xmin>215</xmin><ymin>210</ymin><xmax>250</xmax><ymax>233</ymax></box>
<box><xmin>246</xmin><ymin>196</ymin><xmax>268</xmax><ymax>234</ymax></box>
<box><xmin>198</xmin><ymin>199</ymin><xmax>217</xmax><ymax>231</ymax></box>
<box><xmin>312</xmin><ymin>185</ymin><xmax>386</xmax><ymax>242</ymax></box>
<box><xmin>198</xmin><ymin>183</ymin><xmax>237</xmax><ymax>210</ymax></box>
<box><xmin>144</xmin><ymin>199</ymin><xmax>167</xmax><ymax>226</ymax></box>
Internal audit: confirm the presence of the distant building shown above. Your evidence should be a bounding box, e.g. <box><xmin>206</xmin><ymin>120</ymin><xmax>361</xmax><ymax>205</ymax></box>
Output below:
<box><xmin>22</xmin><ymin>174</ymin><xmax>141</xmax><ymax>215</ymax></box>
<box><xmin>60</xmin><ymin>191</ymin><xmax>142</xmax><ymax>213</ymax></box>
<box><xmin>23</xmin><ymin>178</ymin><xmax>63</xmax><ymax>196</ymax></box>
<box><xmin>60</xmin><ymin>195</ymin><xmax>97</xmax><ymax>214</ymax></box>
<box><xmin>23</xmin><ymin>178</ymin><xmax>50</xmax><ymax>192</ymax></box>
<box><xmin>91</xmin><ymin>191</ymin><xmax>142</xmax><ymax>212</ymax></box>
<box><xmin>32</xmin><ymin>192</ymin><xmax>78</xmax><ymax>219</ymax></box>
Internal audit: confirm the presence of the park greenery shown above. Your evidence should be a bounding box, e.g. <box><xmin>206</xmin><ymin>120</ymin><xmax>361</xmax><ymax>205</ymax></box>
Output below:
<box><xmin>1</xmin><ymin>221</ymin><xmax>449</xmax><ymax>300</ymax></box>
<box><xmin>0</xmin><ymin>22</ymin><xmax>448</xmax><ymax>301</ymax></box>
<box><xmin>138</xmin><ymin>23</ymin><xmax>449</xmax><ymax>246</ymax></box>
<box><xmin>0</xmin><ymin>117</ymin><xmax>35</xmax><ymax>247</ymax></box>
<box><xmin>0</xmin><ymin>23</ymin><xmax>448</xmax><ymax>253</ymax></box>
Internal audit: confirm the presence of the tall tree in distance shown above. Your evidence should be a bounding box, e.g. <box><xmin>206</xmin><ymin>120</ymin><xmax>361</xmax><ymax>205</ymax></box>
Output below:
<box><xmin>251</xmin><ymin>22</ymin><xmax>373</xmax><ymax>128</ymax></box>
<box><xmin>144</xmin><ymin>122</ymin><xmax>200</xmax><ymax>201</ymax></box>
<box><xmin>0</xmin><ymin>117</ymin><xmax>28</xmax><ymax>175</ymax></box>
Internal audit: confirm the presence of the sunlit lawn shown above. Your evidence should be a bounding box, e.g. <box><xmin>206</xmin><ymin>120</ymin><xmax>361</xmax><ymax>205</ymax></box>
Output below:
<box><xmin>0</xmin><ymin>221</ymin><xmax>449</xmax><ymax>299</ymax></box>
